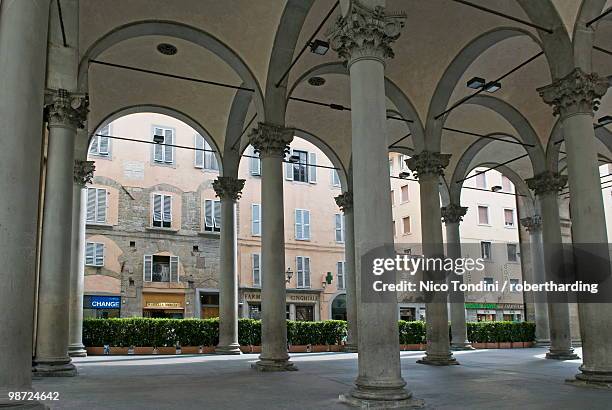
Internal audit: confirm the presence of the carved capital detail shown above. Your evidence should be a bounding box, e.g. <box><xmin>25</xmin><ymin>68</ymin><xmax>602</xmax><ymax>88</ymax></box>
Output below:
<box><xmin>248</xmin><ymin>123</ymin><xmax>293</xmax><ymax>158</ymax></box>
<box><xmin>520</xmin><ymin>215</ymin><xmax>543</xmax><ymax>232</ymax></box>
<box><xmin>213</xmin><ymin>176</ymin><xmax>245</xmax><ymax>201</ymax></box>
<box><xmin>45</xmin><ymin>89</ymin><xmax>89</xmax><ymax>129</ymax></box>
<box><xmin>441</xmin><ymin>203</ymin><xmax>468</xmax><ymax>224</ymax></box>
<box><xmin>537</xmin><ymin>68</ymin><xmax>608</xmax><ymax>117</ymax></box>
<box><xmin>74</xmin><ymin>160</ymin><xmax>95</xmax><ymax>186</ymax></box>
<box><xmin>335</xmin><ymin>191</ymin><xmax>353</xmax><ymax>212</ymax></box>
<box><xmin>526</xmin><ymin>171</ymin><xmax>567</xmax><ymax>196</ymax></box>
<box><xmin>326</xmin><ymin>0</ymin><xmax>406</xmax><ymax>66</ymax></box>
<box><xmin>405</xmin><ymin>151</ymin><xmax>451</xmax><ymax>179</ymax></box>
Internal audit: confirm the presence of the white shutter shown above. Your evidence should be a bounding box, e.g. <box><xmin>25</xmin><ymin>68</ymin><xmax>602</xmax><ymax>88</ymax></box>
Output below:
<box><xmin>89</xmin><ymin>136</ymin><xmax>99</xmax><ymax>154</ymax></box>
<box><xmin>214</xmin><ymin>200</ymin><xmax>221</xmax><ymax>230</ymax></box>
<box><xmin>205</xmin><ymin>200</ymin><xmax>214</xmax><ymax>229</ymax></box>
<box><xmin>153</xmin><ymin>194</ymin><xmax>162</xmax><ymax>222</ymax></box>
<box><xmin>295</xmin><ymin>209</ymin><xmax>303</xmax><ymax>239</ymax></box>
<box><xmin>331</xmin><ymin>169</ymin><xmax>340</xmax><ymax>186</ymax></box>
<box><xmin>85</xmin><ymin>243</ymin><xmax>95</xmax><ymax>265</ymax></box>
<box><xmin>163</xmin><ymin>195</ymin><xmax>172</xmax><ymax>222</ymax></box>
<box><xmin>308</xmin><ymin>152</ymin><xmax>317</xmax><ymax>183</ymax></box>
<box><xmin>296</xmin><ymin>256</ymin><xmax>303</xmax><ymax>288</ymax></box>
<box><xmin>249</xmin><ymin>146</ymin><xmax>260</xmax><ymax>176</ymax></box>
<box><xmin>170</xmin><ymin>256</ymin><xmax>179</xmax><ymax>282</ymax></box>
<box><xmin>143</xmin><ymin>255</ymin><xmax>153</xmax><ymax>282</ymax></box>
<box><xmin>86</xmin><ymin>188</ymin><xmax>96</xmax><ymax>222</ymax></box>
<box><xmin>252</xmin><ymin>253</ymin><xmax>261</xmax><ymax>287</ymax></box>
<box><xmin>153</xmin><ymin>128</ymin><xmax>164</xmax><ymax>162</ymax></box>
<box><xmin>252</xmin><ymin>204</ymin><xmax>261</xmax><ymax>235</ymax></box>
<box><xmin>99</xmin><ymin>136</ymin><xmax>109</xmax><ymax>155</ymax></box>
<box><xmin>303</xmin><ymin>210</ymin><xmax>310</xmax><ymax>240</ymax></box>
<box><xmin>194</xmin><ymin>134</ymin><xmax>204</xmax><ymax>168</ymax></box>
<box><xmin>205</xmin><ymin>140</ymin><xmax>219</xmax><ymax>171</ymax></box>
<box><xmin>96</xmin><ymin>189</ymin><xmax>107</xmax><ymax>223</ymax></box>
<box><xmin>285</xmin><ymin>149</ymin><xmax>294</xmax><ymax>180</ymax></box>
<box><xmin>335</xmin><ymin>214</ymin><xmax>343</xmax><ymax>242</ymax></box>
<box><xmin>337</xmin><ymin>261</ymin><xmax>345</xmax><ymax>290</ymax></box>
<box><xmin>95</xmin><ymin>243</ymin><xmax>105</xmax><ymax>266</ymax></box>
<box><xmin>304</xmin><ymin>257</ymin><xmax>311</xmax><ymax>288</ymax></box>
<box><xmin>164</xmin><ymin>129</ymin><xmax>173</xmax><ymax>163</ymax></box>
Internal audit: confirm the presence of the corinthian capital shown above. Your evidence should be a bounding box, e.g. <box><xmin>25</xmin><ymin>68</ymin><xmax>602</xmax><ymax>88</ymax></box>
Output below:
<box><xmin>248</xmin><ymin>123</ymin><xmax>293</xmax><ymax>158</ymax></box>
<box><xmin>45</xmin><ymin>89</ymin><xmax>89</xmax><ymax>129</ymax></box>
<box><xmin>335</xmin><ymin>191</ymin><xmax>353</xmax><ymax>212</ymax></box>
<box><xmin>74</xmin><ymin>160</ymin><xmax>95</xmax><ymax>186</ymax></box>
<box><xmin>405</xmin><ymin>151</ymin><xmax>451</xmax><ymax>179</ymax></box>
<box><xmin>213</xmin><ymin>176</ymin><xmax>245</xmax><ymax>201</ymax></box>
<box><xmin>520</xmin><ymin>215</ymin><xmax>542</xmax><ymax>233</ymax></box>
<box><xmin>326</xmin><ymin>0</ymin><xmax>406</xmax><ymax>66</ymax></box>
<box><xmin>441</xmin><ymin>203</ymin><xmax>468</xmax><ymax>224</ymax></box>
<box><xmin>537</xmin><ymin>68</ymin><xmax>609</xmax><ymax>117</ymax></box>
<box><xmin>526</xmin><ymin>171</ymin><xmax>567</xmax><ymax>196</ymax></box>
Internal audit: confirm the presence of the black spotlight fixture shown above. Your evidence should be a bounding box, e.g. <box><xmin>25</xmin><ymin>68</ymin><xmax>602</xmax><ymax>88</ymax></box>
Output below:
<box><xmin>491</xmin><ymin>185</ymin><xmax>502</xmax><ymax>192</ymax></box>
<box><xmin>399</xmin><ymin>171</ymin><xmax>411</xmax><ymax>179</ymax></box>
<box><xmin>288</xmin><ymin>154</ymin><xmax>300</xmax><ymax>163</ymax></box>
<box><xmin>467</xmin><ymin>77</ymin><xmax>486</xmax><ymax>89</ymax></box>
<box><xmin>598</xmin><ymin>115</ymin><xmax>612</xmax><ymax>126</ymax></box>
<box><xmin>157</xmin><ymin>43</ymin><xmax>178</xmax><ymax>56</ymax></box>
<box><xmin>309</xmin><ymin>39</ymin><xmax>330</xmax><ymax>55</ymax></box>
<box><xmin>153</xmin><ymin>134</ymin><xmax>165</xmax><ymax>144</ymax></box>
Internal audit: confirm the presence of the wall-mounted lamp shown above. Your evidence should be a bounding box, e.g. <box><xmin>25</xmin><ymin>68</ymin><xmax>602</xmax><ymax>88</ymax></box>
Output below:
<box><xmin>466</xmin><ymin>76</ymin><xmax>501</xmax><ymax>93</ymax></box>
<box><xmin>286</xmin><ymin>268</ymin><xmax>293</xmax><ymax>283</ymax></box>
<box><xmin>288</xmin><ymin>154</ymin><xmax>300</xmax><ymax>163</ymax></box>
<box><xmin>491</xmin><ymin>185</ymin><xmax>502</xmax><ymax>192</ymax></box>
<box><xmin>153</xmin><ymin>134</ymin><xmax>164</xmax><ymax>144</ymax></box>
<box><xmin>398</xmin><ymin>171</ymin><xmax>411</xmax><ymax>179</ymax></box>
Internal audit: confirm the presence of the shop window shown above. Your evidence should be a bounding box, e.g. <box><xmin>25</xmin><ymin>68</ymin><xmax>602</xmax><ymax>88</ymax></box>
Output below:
<box><xmin>400</xmin><ymin>307</ymin><xmax>416</xmax><ymax>321</ymax></box>
<box><xmin>204</xmin><ymin>199</ymin><xmax>221</xmax><ymax>232</ymax></box>
<box><xmin>248</xmin><ymin>303</ymin><xmax>261</xmax><ymax>320</ymax></box>
<box><xmin>86</xmin><ymin>187</ymin><xmax>107</xmax><ymax>224</ymax></box>
<box><xmin>481</xmin><ymin>241</ymin><xmax>492</xmax><ymax>260</ymax></box>
<box><xmin>337</xmin><ymin>261</ymin><xmax>346</xmax><ymax>290</ymax></box>
<box><xmin>152</xmin><ymin>126</ymin><xmax>174</xmax><ymax>164</ymax></box>
<box><xmin>295</xmin><ymin>305</ymin><xmax>314</xmax><ymax>321</ymax></box>
<box><xmin>296</xmin><ymin>256</ymin><xmax>311</xmax><ymax>288</ymax></box>
<box><xmin>295</xmin><ymin>209</ymin><xmax>311</xmax><ymax>240</ymax></box>
<box><xmin>143</xmin><ymin>254</ymin><xmax>179</xmax><ymax>283</ymax></box>
<box><xmin>152</xmin><ymin>194</ymin><xmax>172</xmax><ymax>228</ymax></box>
<box><xmin>85</xmin><ymin>242</ymin><xmax>104</xmax><ymax>267</ymax></box>
<box><xmin>334</xmin><ymin>214</ymin><xmax>344</xmax><ymax>243</ymax></box>
<box><xmin>200</xmin><ymin>293</ymin><xmax>219</xmax><ymax>319</ymax></box>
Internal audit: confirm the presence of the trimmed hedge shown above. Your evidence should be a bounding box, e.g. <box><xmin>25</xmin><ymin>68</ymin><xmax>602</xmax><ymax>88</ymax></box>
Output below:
<box><xmin>83</xmin><ymin>318</ymin><xmax>534</xmax><ymax>347</ymax></box>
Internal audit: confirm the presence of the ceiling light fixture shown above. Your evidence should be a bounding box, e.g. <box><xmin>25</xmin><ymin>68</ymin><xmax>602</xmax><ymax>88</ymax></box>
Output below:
<box><xmin>157</xmin><ymin>43</ymin><xmax>177</xmax><ymax>56</ymax></box>
<box><xmin>467</xmin><ymin>77</ymin><xmax>485</xmax><ymax>89</ymax></box>
<box><xmin>598</xmin><ymin>115</ymin><xmax>612</xmax><ymax>126</ymax></box>
<box><xmin>466</xmin><ymin>76</ymin><xmax>500</xmax><ymax>93</ymax></box>
<box><xmin>485</xmin><ymin>81</ymin><xmax>501</xmax><ymax>93</ymax></box>
<box><xmin>309</xmin><ymin>39</ymin><xmax>330</xmax><ymax>55</ymax></box>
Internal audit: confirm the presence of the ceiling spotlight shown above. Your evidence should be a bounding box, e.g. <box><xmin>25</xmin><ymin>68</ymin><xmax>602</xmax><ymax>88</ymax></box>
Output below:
<box><xmin>399</xmin><ymin>171</ymin><xmax>411</xmax><ymax>179</ymax></box>
<box><xmin>491</xmin><ymin>185</ymin><xmax>502</xmax><ymax>192</ymax></box>
<box><xmin>288</xmin><ymin>155</ymin><xmax>300</xmax><ymax>163</ymax></box>
<box><xmin>309</xmin><ymin>39</ymin><xmax>330</xmax><ymax>55</ymax></box>
<box><xmin>308</xmin><ymin>76</ymin><xmax>326</xmax><ymax>87</ymax></box>
<box><xmin>485</xmin><ymin>81</ymin><xmax>501</xmax><ymax>93</ymax></box>
<box><xmin>153</xmin><ymin>134</ymin><xmax>165</xmax><ymax>144</ymax></box>
<box><xmin>157</xmin><ymin>43</ymin><xmax>177</xmax><ymax>56</ymax></box>
<box><xmin>467</xmin><ymin>77</ymin><xmax>486</xmax><ymax>89</ymax></box>
<box><xmin>598</xmin><ymin>115</ymin><xmax>612</xmax><ymax>126</ymax></box>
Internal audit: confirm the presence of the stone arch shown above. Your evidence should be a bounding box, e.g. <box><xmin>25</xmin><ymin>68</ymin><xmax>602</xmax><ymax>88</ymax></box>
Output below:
<box><xmin>425</xmin><ymin>27</ymin><xmax>544</xmax><ymax>151</ymax></box>
<box><xmin>87</xmin><ymin>104</ymin><xmax>223</xmax><ymax>174</ymax></box>
<box><xmin>77</xmin><ymin>20</ymin><xmax>264</xmax><ymax>116</ymax></box>
<box><xmin>288</xmin><ymin>61</ymin><xmax>426</xmax><ymax>152</ymax></box>
<box><xmin>222</xmin><ymin>88</ymin><xmax>254</xmax><ymax>178</ymax></box>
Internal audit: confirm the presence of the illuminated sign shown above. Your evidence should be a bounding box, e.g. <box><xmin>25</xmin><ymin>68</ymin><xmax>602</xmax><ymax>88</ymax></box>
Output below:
<box><xmin>86</xmin><ymin>296</ymin><xmax>121</xmax><ymax>309</ymax></box>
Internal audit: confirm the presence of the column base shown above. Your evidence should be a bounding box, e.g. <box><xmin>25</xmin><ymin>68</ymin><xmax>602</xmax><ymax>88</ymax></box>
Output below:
<box><xmin>339</xmin><ymin>378</ymin><xmax>423</xmax><ymax>409</ymax></box>
<box><xmin>567</xmin><ymin>365</ymin><xmax>612</xmax><ymax>388</ymax></box>
<box><xmin>343</xmin><ymin>343</ymin><xmax>358</xmax><ymax>353</ymax></box>
<box><xmin>451</xmin><ymin>342</ymin><xmax>475</xmax><ymax>351</ymax></box>
<box><xmin>32</xmin><ymin>359</ymin><xmax>77</xmax><ymax>377</ymax></box>
<box><xmin>251</xmin><ymin>358</ymin><xmax>297</xmax><ymax>372</ymax></box>
<box><xmin>68</xmin><ymin>344</ymin><xmax>87</xmax><ymax>357</ymax></box>
<box><xmin>215</xmin><ymin>344</ymin><xmax>242</xmax><ymax>355</ymax></box>
<box><xmin>534</xmin><ymin>339</ymin><xmax>551</xmax><ymax>347</ymax></box>
<box><xmin>417</xmin><ymin>352</ymin><xmax>459</xmax><ymax>366</ymax></box>
<box><xmin>546</xmin><ymin>349</ymin><xmax>579</xmax><ymax>360</ymax></box>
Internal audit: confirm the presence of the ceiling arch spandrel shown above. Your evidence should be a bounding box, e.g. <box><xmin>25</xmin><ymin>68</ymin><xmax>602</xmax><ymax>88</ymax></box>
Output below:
<box><xmin>79</xmin><ymin>0</ymin><xmax>286</xmax><ymax>89</ymax></box>
<box><xmin>551</xmin><ymin>0</ymin><xmax>582</xmax><ymax>37</ymax></box>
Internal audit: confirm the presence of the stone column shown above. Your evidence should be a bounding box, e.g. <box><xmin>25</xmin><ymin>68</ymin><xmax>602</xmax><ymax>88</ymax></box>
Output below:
<box><xmin>0</xmin><ymin>0</ymin><xmax>51</xmax><ymax>406</ymax></box>
<box><xmin>68</xmin><ymin>160</ymin><xmax>95</xmax><ymax>357</ymax></box>
<box><xmin>520</xmin><ymin>216</ymin><xmax>551</xmax><ymax>346</ymax></box>
<box><xmin>442</xmin><ymin>203</ymin><xmax>473</xmax><ymax>350</ymax></box>
<box><xmin>33</xmin><ymin>89</ymin><xmax>88</xmax><ymax>376</ymax></box>
<box><xmin>408</xmin><ymin>152</ymin><xmax>458</xmax><ymax>366</ymax></box>
<box><xmin>335</xmin><ymin>192</ymin><xmax>358</xmax><ymax>352</ymax></box>
<box><xmin>538</xmin><ymin>69</ymin><xmax>612</xmax><ymax>385</ymax></box>
<box><xmin>248</xmin><ymin>123</ymin><xmax>296</xmax><ymax>371</ymax></box>
<box><xmin>328</xmin><ymin>2</ymin><xmax>421</xmax><ymax>407</ymax></box>
<box><xmin>526</xmin><ymin>172</ymin><xmax>577</xmax><ymax>360</ymax></box>
<box><xmin>214</xmin><ymin>176</ymin><xmax>245</xmax><ymax>355</ymax></box>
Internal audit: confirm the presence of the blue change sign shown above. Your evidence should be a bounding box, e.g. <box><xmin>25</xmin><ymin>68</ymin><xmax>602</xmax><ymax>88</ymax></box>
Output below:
<box><xmin>87</xmin><ymin>296</ymin><xmax>121</xmax><ymax>309</ymax></box>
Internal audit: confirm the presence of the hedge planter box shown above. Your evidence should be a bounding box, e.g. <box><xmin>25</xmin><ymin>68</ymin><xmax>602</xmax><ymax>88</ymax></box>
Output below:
<box><xmin>400</xmin><ymin>344</ymin><xmax>425</xmax><ymax>351</ymax></box>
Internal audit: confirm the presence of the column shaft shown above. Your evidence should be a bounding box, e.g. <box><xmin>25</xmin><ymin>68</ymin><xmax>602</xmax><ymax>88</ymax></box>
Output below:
<box><xmin>68</xmin><ymin>185</ymin><xmax>87</xmax><ymax>357</ymax></box>
<box><xmin>529</xmin><ymin>228</ymin><xmax>551</xmax><ymax>345</ymax></box>
<box><xmin>0</xmin><ymin>0</ymin><xmax>51</xmax><ymax>406</ymax></box>
<box><xmin>344</xmin><ymin>207</ymin><xmax>358</xmax><ymax>352</ymax></box>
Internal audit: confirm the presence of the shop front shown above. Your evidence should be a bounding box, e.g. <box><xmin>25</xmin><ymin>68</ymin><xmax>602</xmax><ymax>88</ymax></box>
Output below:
<box><xmin>142</xmin><ymin>292</ymin><xmax>185</xmax><ymax>319</ymax></box>
<box><xmin>465</xmin><ymin>303</ymin><xmax>524</xmax><ymax>322</ymax></box>
<box><xmin>240</xmin><ymin>288</ymin><xmax>321</xmax><ymax>321</ymax></box>
<box><xmin>83</xmin><ymin>295</ymin><xmax>121</xmax><ymax>319</ymax></box>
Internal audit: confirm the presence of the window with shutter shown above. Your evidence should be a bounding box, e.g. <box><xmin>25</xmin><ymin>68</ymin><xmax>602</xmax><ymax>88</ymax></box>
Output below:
<box><xmin>164</xmin><ymin>129</ymin><xmax>173</xmax><ymax>163</ymax></box>
<box><xmin>308</xmin><ymin>152</ymin><xmax>317</xmax><ymax>183</ymax></box>
<box><xmin>303</xmin><ymin>210</ymin><xmax>310</xmax><ymax>240</ymax></box>
<box><xmin>252</xmin><ymin>204</ymin><xmax>261</xmax><ymax>236</ymax></box>
<box><xmin>504</xmin><ymin>209</ymin><xmax>515</xmax><ymax>227</ymax></box>
<box><xmin>252</xmin><ymin>253</ymin><xmax>261</xmax><ymax>287</ymax></box>
<box><xmin>295</xmin><ymin>209</ymin><xmax>310</xmax><ymax>240</ymax></box>
<box><xmin>204</xmin><ymin>199</ymin><xmax>221</xmax><ymax>232</ymax></box>
<box><xmin>203</xmin><ymin>140</ymin><xmax>219</xmax><ymax>171</ymax></box>
<box><xmin>401</xmin><ymin>185</ymin><xmax>409</xmax><ymax>202</ymax></box>
<box><xmin>90</xmin><ymin>125</ymin><xmax>110</xmax><ymax>156</ymax></box>
<box><xmin>296</xmin><ymin>256</ymin><xmax>311</xmax><ymax>288</ymax></box>
<box><xmin>85</xmin><ymin>242</ymin><xmax>104</xmax><ymax>267</ymax></box>
<box><xmin>152</xmin><ymin>194</ymin><xmax>172</xmax><ymax>228</ymax></box>
<box><xmin>214</xmin><ymin>200</ymin><xmax>221</xmax><ymax>230</ymax></box>
<box><xmin>335</xmin><ymin>214</ymin><xmax>344</xmax><ymax>242</ymax></box>
<box><xmin>194</xmin><ymin>134</ymin><xmax>204</xmax><ymax>168</ymax></box>
<box><xmin>337</xmin><ymin>261</ymin><xmax>346</xmax><ymax>290</ymax></box>
<box><xmin>507</xmin><ymin>244</ymin><xmax>518</xmax><ymax>262</ymax></box>
<box><xmin>96</xmin><ymin>189</ymin><xmax>107</xmax><ymax>223</ymax></box>
<box><xmin>86</xmin><ymin>187</ymin><xmax>107</xmax><ymax>224</ymax></box>
<box><xmin>502</xmin><ymin>175</ymin><xmax>513</xmax><ymax>192</ymax></box>
<box><xmin>291</xmin><ymin>150</ymin><xmax>308</xmax><ymax>182</ymax></box>
<box><xmin>249</xmin><ymin>146</ymin><xmax>261</xmax><ymax>176</ymax></box>
<box><xmin>481</xmin><ymin>241</ymin><xmax>492</xmax><ymax>260</ymax></box>
<box><xmin>402</xmin><ymin>216</ymin><xmax>411</xmax><ymax>234</ymax></box>
<box><xmin>475</xmin><ymin>171</ymin><xmax>487</xmax><ymax>189</ymax></box>
<box><xmin>170</xmin><ymin>256</ymin><xmax>179</xmax><ymax>282</ymax></box>
<box><xmin>478</xmin><ymin>205</ymin><xmax>489</xmax><ymax>225</ymax></box>
<box><xmin>87</xmin><ymin>188</ymin><xmax>96</xmax><ymax>222</ymax></box>
<box><xmin>143</xmin><ymin>254</ymin><xmax>153</xmax><ymax>282</ymax></box>
<box><xmin>331</xmin><ymin>169</ymin><xmax>340</xmax><ymax>187</ymax></box>
<box><xmin>285</xmin><ymin>149</ymin><xmax>294</xmax><ymax>180</ymax></box>
<box><xmin>295</xmin><ymin>209</ymin><xmax>303</xmax><ymax>239</ymax></box>
<box><xmin>152</xmin><ymin>127</ymin><xmax>174</xmax><ymax>164</ymax></box>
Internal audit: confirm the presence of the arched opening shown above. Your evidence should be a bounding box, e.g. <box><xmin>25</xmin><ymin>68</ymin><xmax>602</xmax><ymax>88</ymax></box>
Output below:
<box><xmin>330</xmin><ymin>293</ymin><xmax>347</xmax><ymax>321</ymax></box>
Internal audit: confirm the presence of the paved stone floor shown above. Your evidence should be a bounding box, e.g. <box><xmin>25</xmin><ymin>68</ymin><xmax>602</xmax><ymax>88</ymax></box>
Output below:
<box><xmin>32</xmin><ymin>347</ymin><xmax>612</xmax><ymax>409</ymax></box>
